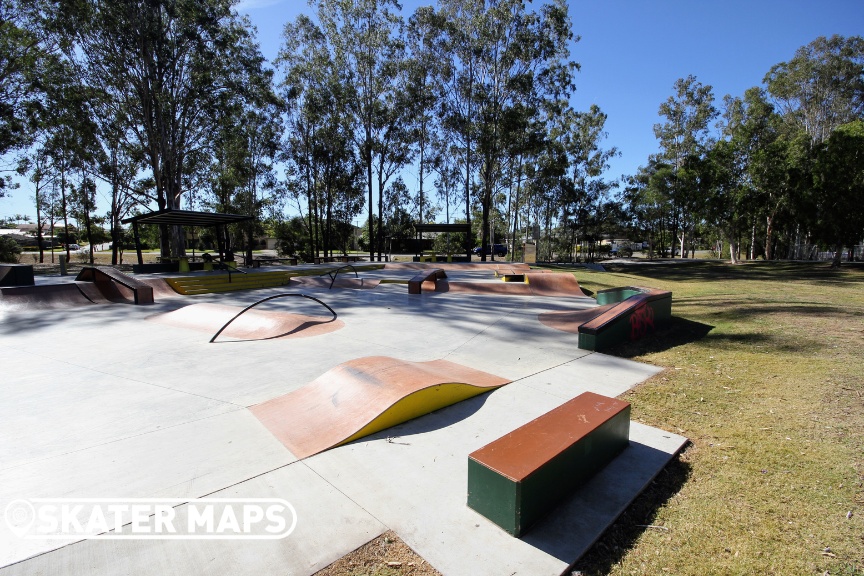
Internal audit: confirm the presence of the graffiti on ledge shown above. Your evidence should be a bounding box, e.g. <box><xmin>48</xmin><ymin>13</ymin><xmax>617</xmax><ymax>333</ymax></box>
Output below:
<box><xmin>629</xmin><ymin>301</ymin><xmax>655</xmax><ymax>340</ymax></box>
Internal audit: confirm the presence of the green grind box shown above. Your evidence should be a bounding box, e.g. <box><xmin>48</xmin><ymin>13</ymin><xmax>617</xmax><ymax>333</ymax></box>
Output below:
<box><xmin>467</xmin><ymin>391</ymin><xmax>630</xmax><ymax>537</ymax></box>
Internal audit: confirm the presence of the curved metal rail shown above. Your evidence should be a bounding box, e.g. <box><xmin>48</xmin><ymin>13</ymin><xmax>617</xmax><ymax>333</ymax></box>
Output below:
<box><xmin>320</xmin><ymin>264</ymin><xmax>359</xmax><ymax>289</ymax></box>
<box><xmin>209</xmin><ymin>292</ymin><xmax>337</xmax><ymax>343</ymax></box>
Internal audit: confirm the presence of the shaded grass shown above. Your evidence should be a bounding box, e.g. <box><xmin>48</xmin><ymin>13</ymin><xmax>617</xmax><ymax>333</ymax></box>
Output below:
<box><xmin>567</xmin><ymin>261</ymin><xmax>864</xmax><ymax>575</ymax></box>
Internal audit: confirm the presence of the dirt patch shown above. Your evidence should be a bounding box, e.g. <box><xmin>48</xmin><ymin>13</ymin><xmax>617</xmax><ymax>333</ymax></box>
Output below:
<box><xmin>314</xmin><ymin>531</ymin><xmax>441</xmax><ymax>576</ymax></box>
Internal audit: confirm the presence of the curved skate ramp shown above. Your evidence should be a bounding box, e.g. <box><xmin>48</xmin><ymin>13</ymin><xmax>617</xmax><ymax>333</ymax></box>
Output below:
<box><xmin>149</xmin><ymin>302</ymin><xmax>343</xmax><ymax>340</ymax></box>
<box><xmin>436</xmin><ymin>272</ymin><xmax>588</xmax><ymax>297</ymax></box>
<box><xmin>290</xmin><ymin>276</ymin><xmax>381</xmax><ymax>289</ymax></box>
<box><xmin>250</xmin><ymin>356</ymin><xmax>510</xmax><ymax>459</ymax></box>
<box><xmin>0</xmin><ymin>283</ymin><xmax>95</xmax><ymax>309</ymax></box>
<box><xmin>524</xmin><ymin>272</ymin><xmax>588</xmax><ymax>297</ymax></box>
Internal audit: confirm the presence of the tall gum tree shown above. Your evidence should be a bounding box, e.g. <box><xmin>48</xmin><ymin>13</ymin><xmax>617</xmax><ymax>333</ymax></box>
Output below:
<box><xmin>62</xmin><ymin>0</ymin><xmax>270</xmax><ymax>257</ymax></box>
<box><xmin>654</xmin><ymin>75</ymin><xmax>717</xmax><ymax>258</ymax></box>
<box><xmin>315</xmin><ymin>0</ymin><xmax>403</xmax><ymax>262</ymax></box>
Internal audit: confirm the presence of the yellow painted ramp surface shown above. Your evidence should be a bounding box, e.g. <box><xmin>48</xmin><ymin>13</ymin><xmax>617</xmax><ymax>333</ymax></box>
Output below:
<box><xmin>250</xmin><ymin>357</ymin><xmax>509</xmax><ymax>459</ymax></box>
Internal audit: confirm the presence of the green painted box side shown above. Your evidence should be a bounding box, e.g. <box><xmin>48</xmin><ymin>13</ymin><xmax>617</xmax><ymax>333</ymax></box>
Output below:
<box><xmin>517</xmin><ymin>406</ymin><xmax>630</xmax><ymax>534</ymax></box>
<box><xmin>578</xmin><ymin>331</ymin><xmax>598</xmax><ymax>351</ymax></box>
<box><xmin>467</xmin><ymin>405</ymin><xmax>631</xmax><ymax>537</ymax></box>
<box><xmin>467</xmin><ymin>458</ymin><xmax>520</xmax><ymax>535</ymax></box>
<box><xmin>596</xmin><ymin>287</ymin><xmax>642</xmax><ymax>305</ymax></box>
<box><xmin>581</xmin><ymin>294</ymin><xmax>672</xmax><ymax>352</ymax></box>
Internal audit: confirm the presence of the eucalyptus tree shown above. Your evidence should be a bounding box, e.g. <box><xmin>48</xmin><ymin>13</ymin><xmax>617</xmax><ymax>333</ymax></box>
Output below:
<box><xmin>809</xmin><ymin>120</ymin><xmax>864</xmax><ymax>266</ymax></box>
<box><xmin>405</xmin><ymin>6</ymin><xmax>445</xmax><ymax>227</ymax></box>
<box><xmin>555</xmin><ymin>104</ymin><xmax>618</xmax><ymax>258</ymax></box>
<box><xmin>278</xmin><ymin>14</ymin><xmax>364</xmax><ymax>258</ymax></box>
<box><xmin>371</xmin><ymin>64</ymin><xmax>415</xmax><ymax>260</ymax></box>
<box><xmin>438</xmin><ymin>0</ymin><xmax>577</xmax><ymax>260</ymax></box>
<box><xmin>0</xmin><ymin>0</ymin><xmax>55</xmax><ymax>172</ymax></box>
<box><xmin>654</xmin><ymin>75</ymin><xmax>717</xmax><ymax>257</ymax></box>
<box><xmin>20</xmin><ymin>144</ymin><xmax>53</xmax><ymax>261</ymax></box>
<box><xmin>314</xmin><ymin>0</ymin><xmax>403</xmax><ymax>261</ymax></box>
<box><xmin>765</xmin><ymin>35</ymin><xmax>864</xmax><ymax>145</ymax></box>
<box><xmin>763</xmin><ymin>35</ymin><xmax>864</xmax><ymax>261</ymax></box>
<box><xmin>38</xmin><ymin>57</ymin><xmax>101</xmax><ymax>261</ymax></box>
<box><xmin>63</xmin><ymin>0</ymin><xmax>271</xmax><ymax>257</ymax></box>
<box><xmin>435</xmin><ymin>0</ymin><xmax>483</xmax><ymax>256</ymax></box>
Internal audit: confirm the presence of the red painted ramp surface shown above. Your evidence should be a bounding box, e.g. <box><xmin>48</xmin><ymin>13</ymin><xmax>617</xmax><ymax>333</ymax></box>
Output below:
<box><xmin>251</xmin><ymin>357</ymin><xmax>509</xmax><ymax>459</ymax></box>
<box><xmin>290</xmin><ymin>276</ymin><xmax>381</xmax><ymax>289</ymax></box>
<box><xmin>385</xmin><ymin>262</ymin><xmax>530</xmax><ymax>272</ymax></box>
<box><xmin>436</xmin><ymin>272</ymin><xmax>588</xmax><ymax>297</ymax></box>
<box><xmin>140</xmin><ymin>278</ymin><xmax>184</xmax><ymax>298</ymax></box>
<box><xmin>437</xmin><ymin>281</ymin><xmax>533</xmax><ymax>296</ymax></box>
<box><xmin>538</xmin><ymin>303</ymin><xmax>618</xmax><ymax>334</ymax></box>
<box><xmin>150</xmin><ymin>303</ymin><xmax>343</xmax><ymax>340</ymax></box>
<box><xmin>0</xmin><ymin>283</ymin><xmax>94</xmax><ymax>308</ymax></box>
<box><xmin>524</xmin><ymin>272</ymin><xmax>587</xmax><ymax>297</ymax></box>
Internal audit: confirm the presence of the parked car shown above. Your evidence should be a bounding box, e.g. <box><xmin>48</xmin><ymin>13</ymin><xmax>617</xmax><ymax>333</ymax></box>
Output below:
<box><xmin>68</xmin><ymin>244</ymin><xmax>81</xmax><ymax>250</ymax></box>
<box><xmin>472</xmin><ymin>244</ymin><xmax>508</xmax><ymax>257</ymax></box>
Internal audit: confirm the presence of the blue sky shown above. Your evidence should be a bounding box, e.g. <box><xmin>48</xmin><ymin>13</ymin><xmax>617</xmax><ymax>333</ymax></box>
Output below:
<box><xmin>2</xmin><ymin>0</ymin><xmax>862</xmax><ymax>221</ymax></box>
<box><xmin>236</xmin><ymin>0</ymin><xmax>863</xmax><ymax>184</ymax></box>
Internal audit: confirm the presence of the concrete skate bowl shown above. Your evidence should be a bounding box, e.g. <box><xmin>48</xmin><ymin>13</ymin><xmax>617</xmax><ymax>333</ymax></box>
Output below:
<box><xmin>149</xmin><ymin>299</ymin><xmax>343</xmax><ymax>342</ymax></box>
<box><xmin>250</xmin><ymin>356</ymin><xmax>510</xmax><ymax>459</ymax></box>
<box><xmin>436</xmin><ymin>272</ymin><xmax>590</xmax><ymax>298</ymax></box>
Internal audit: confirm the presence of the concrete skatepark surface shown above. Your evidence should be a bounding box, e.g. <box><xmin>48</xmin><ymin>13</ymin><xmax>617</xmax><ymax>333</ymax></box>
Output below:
<box><xmin>0</xmin><ymin>262</ymin><xmax>686</xmax><ymax>576</ymax></box>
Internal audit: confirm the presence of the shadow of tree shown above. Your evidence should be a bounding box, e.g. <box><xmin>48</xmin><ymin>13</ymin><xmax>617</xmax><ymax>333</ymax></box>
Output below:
<box><xmin>602</xmin><ymin>316</ymin><xmax>715</xmax><ymax>358</ymax></box>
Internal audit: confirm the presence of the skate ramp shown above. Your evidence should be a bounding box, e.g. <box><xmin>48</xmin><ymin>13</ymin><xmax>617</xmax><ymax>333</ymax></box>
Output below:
<box><xmin>140</xmin><ymin>278</ymin><xmax>184</xmax><ymax>298</ymax></box>
<box><xmin>150</xmin><ymin>302</ymin><xmax>344</xmax><ymax>340</ymax></box>
<box><xmin>524</xmin><ymin>272</ymin><xmax>588</xmax><ymax>297</ymax></box>
<box><xmin>385</xmin><ymin>262</ymin><xmax>530</xmax><ymax>272</ymax></box>
<box><xmin>436</xmin><ymin>272</ymin><xmax>588</xmax><ymax>297</ymax></box>
<box><xmin>0</xmin><ymin>283</ymin><xmax>94</xmax><ymax>309</ymax></box>
<box><xmin>437</xmin><ymin>280</ymin><xmax>533</xmax><ymax>296</ymax></box>
<box><xmin>250</xmin><ymin>357</ymin><xmax>510</xmax><ymax>459</ymax></box>
<box><xmin>291</xmin><ymin>276</ymin><xmax>381</xmax><ymax>289</ymax></box>
<box><xmin>538</xmin><ymin>303</ymin><xmax>618</xmax><ymax>334</ymax></box>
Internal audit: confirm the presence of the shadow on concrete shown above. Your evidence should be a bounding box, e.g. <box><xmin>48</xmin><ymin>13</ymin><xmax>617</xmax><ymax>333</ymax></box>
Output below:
<box><xmin>346</xmin><ymin>389</ymin><xmax>494</xmax><ymax>443</ymax></box>
<box><xmin>567</xmin><ymin>446</ymin><xmax>692</xmax><ymax>575</ymax></box>
<box><xmin>604</xmin><ymin>316</ymin><xmax>714</xmax><ymax>359</ymax></box>
<box><xmin>523</xmin><ymin>440</ymin><xmax>691</xmax><ymax>567</ymax></box>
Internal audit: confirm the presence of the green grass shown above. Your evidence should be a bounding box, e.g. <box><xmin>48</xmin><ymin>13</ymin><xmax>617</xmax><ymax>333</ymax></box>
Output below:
<box><xmin>551</xmin><ymin>261</ymin><xmax>864</xmax><ymax>575</ymax></box>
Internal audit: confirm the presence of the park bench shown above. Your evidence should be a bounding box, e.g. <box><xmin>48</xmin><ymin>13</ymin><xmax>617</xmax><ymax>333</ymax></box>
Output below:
<box><xmin>408</xmin><ymin>268</ymin><xmax>447</xmax><ymax>294</ymax></box>
<box><xmin>75</xmin><ymin>266</ymin><xmax>154</xmax><ymax>305</ymax></box>
<box><xmin>467</xmin><ymin>391</ymin><xmax>630</xmax><ymax>536</ymax></box>
<box><xmin>578</xmin><ymin>287</ymin><xmax>672</xmax><ymax>351</ymax></box>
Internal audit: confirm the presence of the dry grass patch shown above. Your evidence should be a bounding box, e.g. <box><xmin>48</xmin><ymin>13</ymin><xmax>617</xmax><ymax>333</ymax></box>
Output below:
<box><xmin>572</xmin><ymin>262</ymin><xmax>863</xmax><ymax>576</ymax></box>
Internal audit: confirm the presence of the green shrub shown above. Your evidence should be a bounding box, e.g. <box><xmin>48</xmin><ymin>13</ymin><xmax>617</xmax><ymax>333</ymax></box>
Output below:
<box><xmin>0</xmin><ymin>236</ymin><xmax>22</xmax><ymax>263</ymax></box>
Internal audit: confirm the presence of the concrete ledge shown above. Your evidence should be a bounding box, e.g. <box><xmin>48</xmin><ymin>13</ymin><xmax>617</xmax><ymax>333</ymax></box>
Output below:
<box><xmin>468</xmin><ymin>392</ymin><xmax>630</xmax><ymax>536</ymax></box>
<box><xmin>579</xmin><ymin>287</ymin><xmax>672</xmax><ymax>351</ymax></box>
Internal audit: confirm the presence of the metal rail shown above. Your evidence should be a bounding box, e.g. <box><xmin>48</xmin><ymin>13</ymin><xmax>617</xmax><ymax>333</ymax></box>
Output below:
<box><xmin>209</xmin><ymin>292</ymin><xmax>337</xmax><ymax>343</ymax></box>
<box><xmin>321</xmin><ymin>264</ymin><xmax>359</xmax><ymax>289</ymax></box>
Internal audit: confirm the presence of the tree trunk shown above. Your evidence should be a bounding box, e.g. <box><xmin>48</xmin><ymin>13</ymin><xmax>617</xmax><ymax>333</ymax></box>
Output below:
<box><xmin>765</xmin><ymin>213</ymin><xmax>775</xmax><ymax>260</ymax></box>
<box><xmin>831</xmin><ymin>243</ymin><xmax>843</xmax><ymax>268</ymax></box>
